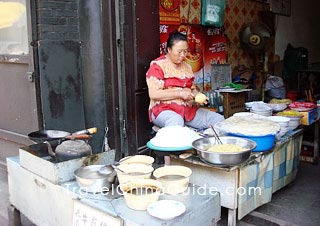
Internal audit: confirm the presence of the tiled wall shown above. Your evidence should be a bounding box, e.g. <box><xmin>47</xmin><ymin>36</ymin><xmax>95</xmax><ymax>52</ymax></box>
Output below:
<box><xmin>224</xmin><ymin>0</ymin><xmax>274</xmax><ymax>68</ymax></box>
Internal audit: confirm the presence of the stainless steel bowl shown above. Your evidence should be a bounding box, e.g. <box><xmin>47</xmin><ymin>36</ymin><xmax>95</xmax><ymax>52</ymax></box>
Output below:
<box><xmin>74</xmin><ymin>165</ymin><xmax>116</xmax><ymax>193</ymax></box>
<box><xmin>192</xmin><ymin>136</ymin><xmax>257</xmax><ymax>165</ymax></box>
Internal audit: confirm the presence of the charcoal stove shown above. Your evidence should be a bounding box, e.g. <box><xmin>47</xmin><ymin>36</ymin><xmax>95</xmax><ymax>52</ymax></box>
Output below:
<box><xmin>19</xmin><ymin>142</ymin><xmax>115</xmax><ymax>184</ymax></box>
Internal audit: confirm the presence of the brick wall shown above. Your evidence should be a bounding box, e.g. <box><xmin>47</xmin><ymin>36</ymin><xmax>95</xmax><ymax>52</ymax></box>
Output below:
<box><xmin>36</xmin><ymin>0</ymin><xmax>80</xmax><ymax>41</ymax></box>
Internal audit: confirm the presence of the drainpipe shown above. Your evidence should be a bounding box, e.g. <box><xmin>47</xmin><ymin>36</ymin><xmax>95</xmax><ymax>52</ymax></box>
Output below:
<box><xmin>79</xmin><ymin>0</ymin><xmax>106</xmax><ymax>153</ymax></box>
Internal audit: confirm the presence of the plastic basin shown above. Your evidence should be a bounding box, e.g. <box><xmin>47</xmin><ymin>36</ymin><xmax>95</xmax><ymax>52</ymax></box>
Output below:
<box><xmin>228</xmin><ymin>133</ymin><xmax>275</xmax><ymax>152</ymax></box>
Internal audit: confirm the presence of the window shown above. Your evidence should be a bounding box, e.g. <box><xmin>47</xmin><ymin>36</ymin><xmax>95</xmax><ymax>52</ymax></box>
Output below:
<box><xmin>0</xmin><ymin>0</ymin><xmax>29</xmax><ymax>55</ymax></box>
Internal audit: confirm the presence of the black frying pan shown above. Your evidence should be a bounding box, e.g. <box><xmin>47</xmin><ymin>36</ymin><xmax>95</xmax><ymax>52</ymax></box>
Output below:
<box><xmin>28</xmin><ymin>130</ymin><xmax>91</xmax><ymax>143</ymax></box>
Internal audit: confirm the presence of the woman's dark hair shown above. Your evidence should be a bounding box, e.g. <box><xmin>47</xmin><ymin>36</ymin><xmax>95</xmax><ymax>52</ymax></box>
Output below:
<box><xmin>166</xmin><ymin>31</ymin><xmax>187</xmax><ymax>51</ymax></box>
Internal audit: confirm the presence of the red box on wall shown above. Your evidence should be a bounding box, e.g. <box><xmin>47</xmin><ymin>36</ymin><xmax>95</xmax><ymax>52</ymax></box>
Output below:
<box><xmin>159</xmin><ymin>0</ymin><xmax>180</xmax><ymax>25</ymax></box>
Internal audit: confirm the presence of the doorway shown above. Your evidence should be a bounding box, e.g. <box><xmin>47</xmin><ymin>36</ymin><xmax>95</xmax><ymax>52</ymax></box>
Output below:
<box><xmin>0</xmin><ymin>0</ymin><xmax>39</xmax><ymax>146</ymax></box>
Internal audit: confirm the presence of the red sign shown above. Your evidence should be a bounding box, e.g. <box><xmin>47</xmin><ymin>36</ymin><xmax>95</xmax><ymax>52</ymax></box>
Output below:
<box><xmin>203</xmin><ymin>27</ymin><xmax>227</xmax><ymax>66</ymax></box>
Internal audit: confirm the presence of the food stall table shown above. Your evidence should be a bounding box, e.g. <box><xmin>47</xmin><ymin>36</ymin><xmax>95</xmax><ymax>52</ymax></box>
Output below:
<box><xmin>7</xmin><ymin>156</ymin><xmax>221</xmax><ymax>226</ymax></box>
<box><xmin>171</xmin><ymin>129</ymin><xmax>303</xmax><ymax>226</ymax></box>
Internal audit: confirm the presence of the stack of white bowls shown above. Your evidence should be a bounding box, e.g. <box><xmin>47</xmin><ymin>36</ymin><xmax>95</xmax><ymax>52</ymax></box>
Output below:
<box><xmin>250</xmin><ymin>102</ymin><xmax>273</xmax><ymax>117</ymax></box>
<box><xmin>267</xmin><ymin>116</ymin><xmax>290</xmax><ymax>139</ymax></box>
<box><xmin>245</xmin><ymin>101</ymin><xmax>264</xmax><ymax>111</ymax></box>
<box><xmin>250</xmin><ymin>108</ymin><xmax>273</xmax><ymax>116</ymax></box>
<box><xmin>286</xmin><ymin>116</ymin><xmax>303</xmax><ymax>130</ymax></box>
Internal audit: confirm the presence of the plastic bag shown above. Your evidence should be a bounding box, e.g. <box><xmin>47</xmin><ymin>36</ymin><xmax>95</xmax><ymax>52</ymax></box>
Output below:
<box><xmin>201</xmin><ymin>0</ymin><xmax>226</xmax><ymax>27</ymax></box>
<box><xmin>265</xmin><ymin>75</ymin><xmax>284</xmax><ymax>90</ymax></box>
<box><xmin>265</xmin><ymin>75</ymin><xmax>286</xmax><ymax>99</ymax></box>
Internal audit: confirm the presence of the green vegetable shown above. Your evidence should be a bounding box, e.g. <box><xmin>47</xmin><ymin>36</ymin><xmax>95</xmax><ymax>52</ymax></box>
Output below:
<box><xmin>223</xmin><ymin>83</ymin><xmax>242</xmax><ymax>90</ymax></box>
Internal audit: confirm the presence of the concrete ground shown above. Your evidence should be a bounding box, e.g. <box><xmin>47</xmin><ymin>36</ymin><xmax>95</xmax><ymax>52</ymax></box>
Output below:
<box><xmin>0</xmin><ymin>138</ymin><xmax>319</xmax><ymax>226</ymax></box>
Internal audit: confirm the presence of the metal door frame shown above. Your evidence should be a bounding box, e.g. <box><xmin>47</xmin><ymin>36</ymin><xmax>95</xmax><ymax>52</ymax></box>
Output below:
<box><xmin>102</xmin><ymin>0</ymin><xmax>124</xmax><ymax>159</ymax></box>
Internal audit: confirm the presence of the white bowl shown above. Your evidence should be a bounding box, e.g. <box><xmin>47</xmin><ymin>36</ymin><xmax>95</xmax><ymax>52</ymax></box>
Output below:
<box><xmin>147</xmin><ymin>200</ymin><xmax>186</xmax><ymax>220</ymax></box>
<box><xmin>267</xmin><ymin>116</ymin><xmax>290</xmax><ymax>127</ymax></box>
<box><xmin>119</xmin><ymin>155</ymin><xmax>154</xmax><ymax>166</ymax></box>
<box><xmin>245</xmin><ymin>101</ymin><xmax>264</xmax><ymax>109</ymax></box>
<box><xmin>116</xmin><ymin>163</ymin><xmax>154</xmax><ymax>185</ymax></box>
<box><xmin>153</xmin><ymin>165</ymin><xmax>192</xmax><ymax>195</ymax></box>
<box><xmin>120</xmin><ymin>179</ymin><xmax>162</xmax><ymax>211</ymax></box>
<box><xmin>267</xmin><ymin>103</ymin><xmax>288</xmax><ymax>112</ymax></box>
<box><xmin>287</xmin><ymin>116</ymin><xmax>302</xmax><ymax>130</ymax></box>
<box><xmin>251</xmin><ymin>109</ymin><xmax>272</xmax><ymax>116</ymax></box>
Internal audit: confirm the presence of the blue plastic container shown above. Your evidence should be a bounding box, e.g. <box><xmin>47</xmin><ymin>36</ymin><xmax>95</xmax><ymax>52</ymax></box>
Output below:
<box><xmin>227</xmin><ymin>133</ymin><xmax>275</xmax><ymax>152</ymax></box>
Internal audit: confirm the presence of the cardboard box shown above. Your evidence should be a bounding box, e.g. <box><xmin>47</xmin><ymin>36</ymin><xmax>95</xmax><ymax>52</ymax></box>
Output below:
<box><xmin>300</xmin><ymin>108</ymin><xmax>319</xmax><ymax>125</ymax></box>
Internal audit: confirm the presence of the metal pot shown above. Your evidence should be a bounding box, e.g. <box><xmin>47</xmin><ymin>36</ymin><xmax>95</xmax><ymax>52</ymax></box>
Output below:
<box><xmin>74</xmin><ymin>165</ymin><xmax>116</xmax><ymax>193</ymax></box>
<box><xmin>192</xmin><ymin>136</ymin><xmax>256</xmax><ymax>165</ymax></box>
<box><xmin>45</xmin><ymin>140</ymin><xmax>92</xmax><ymax>162</ymax></box>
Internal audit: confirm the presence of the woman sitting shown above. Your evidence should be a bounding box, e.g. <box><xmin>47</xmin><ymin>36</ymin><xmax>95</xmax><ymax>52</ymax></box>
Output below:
<box><xmin>146</xmin><ymin>31</ymin><xmax>224</xmax><ymax>130</ymax></box>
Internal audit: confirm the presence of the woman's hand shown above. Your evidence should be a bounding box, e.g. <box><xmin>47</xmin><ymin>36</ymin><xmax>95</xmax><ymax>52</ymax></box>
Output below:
<box><xmin>191</xmin><ymin>88</ymin><xmax>199</xmax><ymax>96</ymax></box>
<box><xmin>194</xmin><ymin>92</ymin><xmax>208</xmax><ymax>105</ymax></box>
<box><xmin>179</xmin><ymin>88</ymin><xmax>194</xmax><ymax>101</ymax></box>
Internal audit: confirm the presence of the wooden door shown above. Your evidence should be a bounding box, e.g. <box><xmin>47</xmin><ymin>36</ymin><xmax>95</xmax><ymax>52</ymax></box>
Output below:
<box><xmin>102</xmin><ymin>0</ymin><xmax>159</xmax><ymax>157</ymax></box>
<box><xmin>122</xmin><ymin>1</ymin><xmax>160</xmax><ymax>155</ymax></box>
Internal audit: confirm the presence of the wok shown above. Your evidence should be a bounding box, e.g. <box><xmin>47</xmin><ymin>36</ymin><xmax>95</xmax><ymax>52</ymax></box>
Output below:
<box><xmin>28</xmin><ymin>127</ymin><xmax>97</xmax><ymax>143</ymax></box>
<box><xmin>192</xmin><ymin>136</ymin><xmax>256</xmax><ymax>165</ymax></box>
